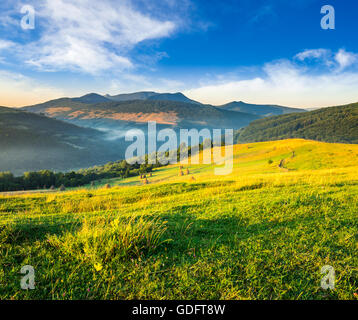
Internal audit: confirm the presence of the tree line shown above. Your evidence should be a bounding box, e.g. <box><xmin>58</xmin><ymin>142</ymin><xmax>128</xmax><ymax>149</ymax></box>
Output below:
<box><xmin>0</xmin><ymin>160</ymin><xmax>156</xmax><ymax>192</ymax></box>
<box><xmin>0</xmin><ymin>140</ymin><xmax>223</xmax><ymax>192</ymax></box>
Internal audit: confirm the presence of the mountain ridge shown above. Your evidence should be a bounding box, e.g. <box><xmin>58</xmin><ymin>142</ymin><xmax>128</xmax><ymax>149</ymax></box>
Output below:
<box><xmin>219</xmin><ymin>101</ymin><xmax>306</xmax><ymax>117</ymax></box>
<box><xmin>22</xmin><ymin>91</ymin><xmax>306</xmax><ymax>114</ymax></box>
<box><xmin>20</xmin><ymin>91</ymin><xmax>306</xmax><ymax>135</ymax></box>
<box><xmin>106</xmin><ymin>91</ymin><xmax>201</xmax><ymax>105</ymax></box>
<box><xmin>21</xmin><ymin>98</ymin><xmax>261</xmax><ymax>131</ymax></box>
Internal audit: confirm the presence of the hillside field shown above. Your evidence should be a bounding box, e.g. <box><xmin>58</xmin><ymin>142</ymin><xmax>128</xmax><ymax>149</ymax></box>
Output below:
<box><xmin>0</xmin><ymin>139</ymin><xmax>357</xmax><ymax>300</ymax></box>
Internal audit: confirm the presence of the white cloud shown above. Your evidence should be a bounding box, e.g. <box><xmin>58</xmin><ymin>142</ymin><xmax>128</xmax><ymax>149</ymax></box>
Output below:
<box><xmin>295</xmin><ymin>48</ymin><xmax>358</xmax><ymax>72</ymax></box>
<box><xmin>184</xmin><ymin>50</ymin><xmax>358</xmax><ymax>108</ymax></box>
<box><xmin>0</xmin><ymin>40</ymin><xmax>15</xmax><ymax>63</ymax></box>
<box><xmin>334</xmin><ymin>49</ymin><xmax>358</xmax><ymax>71</ymax></box>
<box><xmin>0</xmin><ymin>40</ymin><xmax>14</xmax><ymax>50</ymax></box>
<box><xmin>295</xmin><ymin>49</ymin><xmax>331</xmax><ymax>61</ymax></box>
<box><xmin>16</xmin><ymin>0</ymin><xmax>176</xmax><ymax>74</ymax></box>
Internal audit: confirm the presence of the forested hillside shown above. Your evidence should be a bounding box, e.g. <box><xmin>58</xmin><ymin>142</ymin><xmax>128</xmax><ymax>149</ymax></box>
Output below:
<box><xmin>0</xmin><ymin>107</ymin><xmax>125</xmax><ymax>174</ymax></box>
<box><xmin>236</xmin><ymin>103</ymin><xmax>358</xmax><ymax>144</ymax></box>
<box><xmin>220</xmin><ymin>101</ymin><xmax>305</xmax><ymax>117</ymax></box>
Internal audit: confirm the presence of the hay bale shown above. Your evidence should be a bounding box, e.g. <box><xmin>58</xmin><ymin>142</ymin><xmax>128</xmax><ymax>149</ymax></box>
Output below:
<box><xmin>279</xmin><ymin>159</ymin><xmax>285</xmax><ymax>168</ymax></box>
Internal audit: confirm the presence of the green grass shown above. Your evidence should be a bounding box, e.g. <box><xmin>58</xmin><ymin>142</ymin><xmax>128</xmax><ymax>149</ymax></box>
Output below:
<box><xmin>0</xmin><ymin>139</ymin><xmax>357</xmax><ymax>300</ymax></box>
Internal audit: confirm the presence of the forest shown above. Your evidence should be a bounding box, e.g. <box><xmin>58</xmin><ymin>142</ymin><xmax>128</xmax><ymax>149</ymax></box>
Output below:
<box><xmin>0</xmin><ymin>142</ymin><xmax>207</xmax><ymax>192</ymax></box>
<box><xmin>0</xmin><ymin>161</ymin><xmax>155</xmax><ymax>192</ymax></box>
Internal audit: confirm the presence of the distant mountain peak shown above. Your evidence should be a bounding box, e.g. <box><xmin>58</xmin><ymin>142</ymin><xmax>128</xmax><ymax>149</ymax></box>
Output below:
<box><xmin>72</xmin><ymin>93</ymin><xmax>111</xmax><ymax>104</ymax></box>
<box><xmin>220</xmin><ymin>101</ymin><xmax>305</xmax><ymax>117</ymax></box>
<box><xmin>81</xmin><ymin>93</ymin><xmax>103</xmax><ymax>98</ymax></box>
<box><xmin>147</xmin><ymin>92</ymin><xmax>201</xmax><ymax>105</ymax></box>
<box><xmin>106</xmin><ymin>91</ymin><xmax>201</xmax><ymax>105</ymax></box>
<box><xmin>106</xmin><ymin>91</ymin><xmax>158</xmax><ymax>102</ymax></box>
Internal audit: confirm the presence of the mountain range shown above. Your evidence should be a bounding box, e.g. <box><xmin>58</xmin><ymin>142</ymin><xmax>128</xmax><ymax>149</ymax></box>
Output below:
<box><xmin>21</xmin><ymin>92</ymin><xmax>304</xmax><ymax>132</ymax></box>
<box><xmin>22</xmin><ymin>98</ymin><xmax>260</xmax><ymax>134</ymax></box>
<box><xmin>10</xmin><ymin>90</ymin><xmax>358</xmax><ymax>175</ymax></box>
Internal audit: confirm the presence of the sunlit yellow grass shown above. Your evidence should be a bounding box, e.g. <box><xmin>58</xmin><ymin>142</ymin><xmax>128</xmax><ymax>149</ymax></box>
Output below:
<box><xmin>1</xmin><ymin>139</ymin><xmax>357</xmax><ymax>300</ymax></box>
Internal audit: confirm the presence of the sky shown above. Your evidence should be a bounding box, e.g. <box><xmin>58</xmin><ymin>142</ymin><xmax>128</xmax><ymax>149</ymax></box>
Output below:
<box><xmin>0</xmin><ymin>0</ymin><xmax>358</xmax><ymax>108</ymax></box>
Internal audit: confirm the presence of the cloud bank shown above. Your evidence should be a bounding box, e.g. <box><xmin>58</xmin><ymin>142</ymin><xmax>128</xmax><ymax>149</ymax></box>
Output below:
<box><xmin>185</xmin><ymin>49</ymin><xmax>358</xmax><ymax>108</ymax></box>
<box><xmin>2</xmin><ymin>0</ymin><xmax>179</xmax><ymax>74</ymax></box>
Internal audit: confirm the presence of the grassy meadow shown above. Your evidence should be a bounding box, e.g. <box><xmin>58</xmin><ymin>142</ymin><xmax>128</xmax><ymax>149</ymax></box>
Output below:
<box><xmin>0</xmin><ymin>139</ymin><xmax>357</xmax><ymax>300</ymax></box>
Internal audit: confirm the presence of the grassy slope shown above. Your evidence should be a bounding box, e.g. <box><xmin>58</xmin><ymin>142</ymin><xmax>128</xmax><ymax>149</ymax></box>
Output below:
<box><xmin>0</xmin><ymin>139</ymin><xmax>357</xmax><ymax>300</ymax></box>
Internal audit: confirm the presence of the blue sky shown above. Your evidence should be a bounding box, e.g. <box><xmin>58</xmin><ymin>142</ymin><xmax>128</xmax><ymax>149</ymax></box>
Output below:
<box><xmin>0</xmin><ymin>0</ymin><xmax>358</xmax><ymax>107</ymax></box>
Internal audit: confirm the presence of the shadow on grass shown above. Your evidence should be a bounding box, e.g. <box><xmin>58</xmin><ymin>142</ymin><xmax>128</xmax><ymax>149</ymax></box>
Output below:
<box><xmin>3</xmin><ymin>220</ymin><xmax>82</xmax><ymax>244</ymax></box>
<box><xmin>161</xmin><ymin>210</ymin><xmax>345</xmax><ymax>253</ymax></box>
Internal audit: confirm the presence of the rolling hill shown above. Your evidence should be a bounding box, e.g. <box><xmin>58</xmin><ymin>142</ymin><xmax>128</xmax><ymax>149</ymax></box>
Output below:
<box><xmin>22</xmin><ymin>99</ymin><xmax>260</xmax><ymax>132</ymax></box>
<box><xmin>1</xmin><ymin>139</ymin><xmax>357</xmax><ymax>299</ymax></box>
<box><xmin>220</xmin><ymin>101</ymin><xmax>306</xmax><ymax>117</ymax></box>
<box><xmin>236</xmin><ymin>102</ymin><xmax>358</xmax><ymax>144</ymax></box>
<box><xmin>0</xmin><ymin>107</ymin><xmax>125</xmax><ymax>175</ymax></box>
